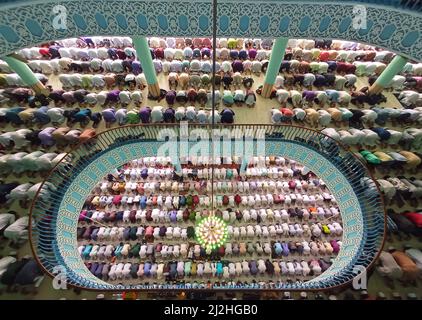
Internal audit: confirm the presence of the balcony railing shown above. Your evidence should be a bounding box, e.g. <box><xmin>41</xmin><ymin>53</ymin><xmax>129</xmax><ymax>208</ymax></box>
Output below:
<box><xmin>29</xmin><ymin>124</ymin><xmax>385</xmax><ymax>291</ymax></box>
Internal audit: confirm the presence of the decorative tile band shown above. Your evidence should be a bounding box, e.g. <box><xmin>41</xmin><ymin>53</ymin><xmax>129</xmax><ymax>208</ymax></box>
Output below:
<box><xmin>0</xmin><ymin>1</ymin><xmax>421</xmax><ymax>60</ymax></box>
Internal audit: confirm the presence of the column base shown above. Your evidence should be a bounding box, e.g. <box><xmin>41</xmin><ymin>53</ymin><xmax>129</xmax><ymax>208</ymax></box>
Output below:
<box><xmin>261</xmin><ymin>82</ymin><xmax>274</xmax><ymax>98</ymax></box>
<box><xmin>33</xmin><ymin>81</ymin><xmax>49</xmax><ymax>96</ymax></box>
<box><xmin>148</xmin><ymin>82</ymin><xmax>161</xmax><ymax>98</ymax></box>
<box><xmin>368</xmin><ymin>83</ymin><xmax>383</xmax><ymax>95</ymax></box>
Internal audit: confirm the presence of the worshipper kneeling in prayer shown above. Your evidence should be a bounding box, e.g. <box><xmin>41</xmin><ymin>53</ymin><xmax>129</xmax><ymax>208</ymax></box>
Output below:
<box><xmin>245</xmin><ymin>90</ymin><xmax>256</xmax><ymax>108</ymax></box>
<box><xmin>189</xmin><ymin>73</ymin><xmax>201</xmax><ymax>90</ymax></box>
<box><xmin>0</xmin><ymin>183</ymin><xmax>20</xmax><ymax>207</ymax></box>
<box><xmin>90</xmin><ymin>112</ymin><xmax>102</xmax><ymax>128</ymax></box>
<box><xmin>119</xmin><ymin>90</ymin><xmax>131</xmax><ymax>107</ymax></box>
<box><xmin>222</xmin><ymin>90</ymin><xmax>234</xmax><ymax>107</ymax></box>
<box><xmin>175</xmin><ymin>107</ymin><xmax>186</xmax><ymax>121</ymax></box>
<box><xmin>46</xmin><ymin>107</ymin><xmax>66</xmax><ymax>125</ymax></box>
<box><xmin>64</xmin><ymin>129</ymin><xmax>82</xmax><ymax>145</ymax></box>
<box><xmin>389</xmin><ymin>248</ymin><xmax>420</xmax><ymax>286</ymax></box>
<box><xmin>140</xmin><ymin>106</ymin><xmax>152</xmax><ymax>123</ymax></box>
<box><xmin>4</xmin><ymin>216</ymin><xmax>29</xmax><ymax>246</ymax></box>
<box><xmin>5</xmin><ymin>106</ymin><xmax>26</xmax><ymax>127</ymax></box>
<box><xmin>17</xmin><ymin>107</ymin><xmax>37</xmax><ymax>126</ymax></box>
<box><xmin>220</xmin><ymin>108</ymin><xmax>235</xmax><ymax>124</ymax></box>
<box><xmin>130</xmin><ymin>91</ymin><xmax>143</xmax><ymax>107</ymax></box>
<box><xmin>222</xmin><ymin>73</ymin><xmax>233</xmax><ymax>90</ymax></box>
<box><xmin>151</xmin><ymin>106</ymin><xmax>164</xmax><ymax>123</ymax></box>
<box><xmin>51</xmin><ymin>127</ymin><xmax>71</xmax><ymax>148</ymax></box>
<box><xmin>293</xmin><ymin>107</ymin><xmax>306</xmax><ymax>122</ymax></box>
<box><xmin>304</xmin><ymin>108</ymin><xmax>319</xmax><ymax>127</ymax></box>
<box><xmin>359</xmin><ymin>150</ymin><xmax>381</xmax><ymax>166</ymax></box>
<box><xmin>233</xmin><ymin>90</ymin><xmax>245</xmax><ymax>106</ymax></box>
<box><xmin>178</xmin><ymin>73</ymin><xmax>189</xmax><ymax>90</ymax></box>
<box><xmin>7</xmin><ymin>183</ymin><xmax>33</xmax><ymax>208</ymax></box>
<box><xmin>163</xmin><ymin>107</ymin><xmax>176</xmax><ymax>123</ymax></box>
<box><xmin>326</xmin><ymin>108</ymin><xmax>343</xmax><ymax>127</ymax></box>
<box><xmin>68</xmin><ymin>108</ymin><xmax>92</xmax><ymax>127</ymax></box>
<box><xmin>280</xmin><ymin>107</ymin><xmax>294</xmax><ymax>123</ymax></box>
<box><xmin>38</xmin><ymin>127</ymin><xmax>56</xmax><ymax>148</ymax></box>
<box><xmin>168</xmin><ymin>72</ymin><xmax>178</xmax><ymax>90</ymax></box>
<box><xmin>185</xmin><ymin>106</ymin><xmax>197</xmax><ymax>122</ymax></box>
<box><xmin>201</xmin><ymin>74</ymin><xmax>211</xmax><ymax>89</ymax></box>
<box><xmin>79</xmin><ymin>128</ymin><xmax>96</xmax><ymax>143</ymax></box>
<box><xmin>208</xmin><ymin>110</ymin><xmax>221</xmax><ymax>124</ymax></box>
<box><xmin>115</xmin><ymin>108</ymin><xmax>127</xmax><ymax>126</ymax></box>
<box><xmin>176</xmin><ymin>91</ymin><xmax>188</xmax><ymax>105</ymax></box>
<box><xmin>165</xmin><ymin>90</ymin><xmax>176</xmax><ymax>106</ymax></box>
<box><xmin>126</xmin><ymin>109</ymin><xmax>140</xmax><ymax>125</ymax></box>
<box><xmin>232</xmin><ymin>72</ymin><xmax>242</xmax><ymax>89</ymax></box>
<box><xmin>399</xmin><ymin>151</ymin><xmax>421</xmax><ymax>173</ymax></box>
<box><xmin>196</xmin><ymin>89</ymin><xmax>208</xmax><ymax>107</ymax></box>
<box><xmin>102</xmin><ymin>108</ymin><xmax>116</xmax><ymax>128</ymax></box>
<box><xmin>197</xmin><ymin>109</ymin><xmax>208</xmax><ymax>124</ymax></box>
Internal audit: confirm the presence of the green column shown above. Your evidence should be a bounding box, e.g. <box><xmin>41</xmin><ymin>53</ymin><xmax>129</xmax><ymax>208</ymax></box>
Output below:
<box><xmin>3</xmin><ymin>55</ymin><xmax>41</xmax><ymax>86</ymax></box>
<box><xmin>132</xmin><ymin>36</ymin><xmax>157</xmax><ymax>85</ymax></box>
<box><xmin>132</xmin><ymin>36</ymin><xmax>160</xmax><ymax>97</ymax></box>
<box><xmin>172</xmin><ymin>158</ymin><xmax>182</xmax><ymax>174</ymax></box>
<box><xmin>240</xmin><ymin>158</ymin><xmax>248</xmax><ymax>174</ymax></box>
<box><xmin>262</xmin><ymin>37</ymin><xmax>289</xmax><ymax>98</ymax></box>
<box><xmin>369</xmin><ymin>55</ymin><xmax>408</xmax><ymax>94</ymax></box>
